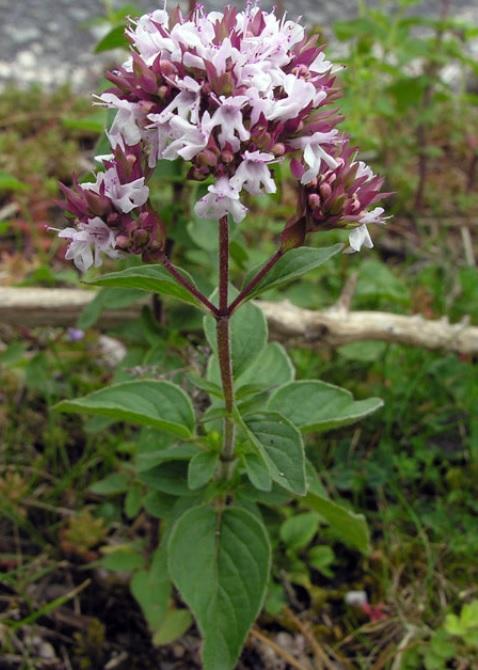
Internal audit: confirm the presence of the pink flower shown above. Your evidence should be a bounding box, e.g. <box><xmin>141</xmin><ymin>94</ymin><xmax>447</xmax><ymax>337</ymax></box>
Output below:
<box><xmin>57</xmin><ymin>218</ymin><xmax>120</xmax><ymax>272</ymax></box>
<box><xmin>194</xmin><ymin>178</ymin><xmax>247</xmax><ymax>223</ymax></box>
<box><xmin>207</xmin><ymin>96</ymin><xmax>251</xmax><ymax>151</ymax></box>
<box><xmin>231</xmin><ymin>151</ymin><xmax>276</xmax><ymax>195</ymax></box>
<box><xmin>82</xmin><ymin>167</ymin><xmax>149</xmax><ymax>214</ymax></box>
<box><xmin>96</xmin><ymin>93</ymin><xmax>143</xmax><ymax>146</ymax></box>
<box><xmin>292</xmin><ymin>131</ymin><xmax>340</xmax><ymax>184</ymax></box>
<box><xmin>266</xmin><ymin>75</ymin><xmax>317</xmax><ymax>122</ymax></box>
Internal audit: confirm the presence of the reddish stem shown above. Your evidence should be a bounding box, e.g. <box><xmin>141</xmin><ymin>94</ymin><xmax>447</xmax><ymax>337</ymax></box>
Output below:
<box><xmin>229</xmin><ymin>249</ymin><xmax>284</xmax><ymax>314</ymax></box>
<box><xmin>216</xmin><ymin>216</ymin><xmax>236</xmax><ymax>478</ymax></box>
<box><xmin>159</xmin><ymin>253</ymin><xmax>219</xmax><ymax>315</ymax></box>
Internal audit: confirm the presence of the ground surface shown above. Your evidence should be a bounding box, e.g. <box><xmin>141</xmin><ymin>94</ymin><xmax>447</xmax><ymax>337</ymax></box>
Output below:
<box><xmin>0</xmin><ymin>0</ymin><xmax>477</xmax><ymax>90</ymax></box>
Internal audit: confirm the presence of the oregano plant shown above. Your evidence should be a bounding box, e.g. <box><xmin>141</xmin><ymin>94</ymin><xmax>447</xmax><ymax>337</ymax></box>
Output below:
<box><xmin>53</xmin><ymin>4</ymin><xmax>387</xmax><ymax>668</ymax></box>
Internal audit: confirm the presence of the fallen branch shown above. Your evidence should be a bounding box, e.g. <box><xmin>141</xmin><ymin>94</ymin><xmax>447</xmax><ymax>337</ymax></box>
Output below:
<box><xmin>0</xmin><ymin>287</ymin><xmax>477</xmax><ymax>354</ymax></box>
<box><xmin>260</xmin><ymin>300</ymin><xmax>477</xmax><ymax>355</ymax></box>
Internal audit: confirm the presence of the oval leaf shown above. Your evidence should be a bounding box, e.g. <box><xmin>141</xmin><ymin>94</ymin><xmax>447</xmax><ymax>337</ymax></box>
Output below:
<box><xmin>244</xmin><ymin>412</ymin><xmax>306</xmax><ymax>495</ymax></box>
<box><xmin>54</xmin><ymin>380</ymin><xmax>195</xmax><ymax>438</ymax></box>
<box><xmin>242</xmin><ymin>244</ymin><xmax>343</xmax><ymax>299</ymax></box>
<box><xmin>89</xmin><ymin>264</ymin><xmax>201</xmax><ymax>307</ymax></box>
<box><xmin>236</xmin><ymin>342</ymin><xmax>295</xmax><ymax>390</ymax></box>
<box><xmin>303</xmin><ymin>491</ymin><xmax>370</xmax><ymax>555</ymax></box>
<box><xmin>242</xmin><ymin>452</ymin><xmax>273</xmax><ymax>492</ymax></box>
<box><xmin>268</xmin><ymin>380</ymin><xmax>383</xmax><ymax>433</ymax></box>
<box><xmin>168</xmin><ymin>505</ymin><xmax>271</xmax><ymax>670</ymax></box>
<box><xmin>187</xmin><ymin>451</ymin><xmax>219</xmax><ymax>490</ymax></box>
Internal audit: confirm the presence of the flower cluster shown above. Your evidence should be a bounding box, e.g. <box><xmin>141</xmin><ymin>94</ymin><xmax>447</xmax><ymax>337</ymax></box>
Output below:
<box><xmin>55</xmin><ymin>2</ymin><xmax>387</xmax><ymax>271</ymax></box>
<box><xmin>297</xmin><ymin>142</ymin><xmax>387</xmax><ymax>252</ymax></box>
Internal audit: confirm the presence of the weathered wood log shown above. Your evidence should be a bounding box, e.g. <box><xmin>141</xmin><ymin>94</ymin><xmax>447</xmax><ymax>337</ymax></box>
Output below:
<box><xmin>0</xmin><ymin>287</ymin><xmax>477</xmax><ymax>354</ymax></box>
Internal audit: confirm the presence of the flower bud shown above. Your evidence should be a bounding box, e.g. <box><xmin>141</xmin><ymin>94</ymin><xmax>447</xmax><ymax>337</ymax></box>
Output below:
<box><xmin>308</xmin><ymin>193</ymin><xmax>321</xmax><ymax>210</ymax></box>
<box><xmin>197</xmin><ymin>149</ymin><xmax>218</xmax><ymax>167</ymax></box>
<box><xmin>159</xmin><ymin>61</ymin><xmax>178</xmax><ymax>77</ymax></box>
<box><xmin>115</xmin><ymin>235</ymin><xmax>130</xmax><ymax>249</ymax></box>
<box><xmin>319</xmin><ymin>182</ymin><xmax>332</xmax><ymax>200</ymax></box>
<box><xmin>272</xmin><ymin>143</ymin><xmax>286</xmax><ymax>157</ymax></box>
<box><xmin>221</xmin><ymin>149</ymin><xmax>234</xmax><ymax>164</ymax></box>
<box><xmin>132</xmin><ymin>228</ymin><xmax>149</xmax><ymax>246</ymax></box>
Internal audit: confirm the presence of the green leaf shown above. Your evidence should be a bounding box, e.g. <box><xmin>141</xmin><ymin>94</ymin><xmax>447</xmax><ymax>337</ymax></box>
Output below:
<box><xmin>268</xmin><ymin>380</ymin><xmax>383</xmax><ymax>433</ymax></box>
<box><xmin>338</xmin><ymin>341</ymin><xmax>387</xmax><ymax>362</ymax></box>
<box><xmin>125</xmin><ymin>483</ymin><xmax>143</xmax><ymax>518</ymax></box>
<box><xmin>140</xmin><ymin>461</ymin><xmax>193</xmax><ymax>496</ymax></box>
<box><xmin>280</xmin><ymin>512</ymin><xmax>320</xmax><ymax>550</ymax></box>
<box><xmin>143</xmin><ymin>491</ymin><xmax>178</xmax><ymax>518</ymax></box>
<box><xmin>0</xmin><ymin>342</ymin><xmax>27</xmax><ymax>367</ymax></box>
<box><xmin>356</xmin><ymin>259</ymin><xmax>409</xmax><ymax>305</ymax></box>
<box><xmin>241</xmin><ymin>244</ymin><xmax>343</xmax><ymax>299</ymax></box>
<box><xmin>153</xmin><ymin>608</ymin><xmax>193</xmax><ymax>646</ymax></box>
<box><xmin>204</xmin><ymin>300</ymin><xmax>268</xmax><ymax>377</ymax></box>
<box><xmin>308</xmin><ymin>545</ymin><xmax>335</xmax><ymax>577</ymax></box>
<box><xmin>101</xmin><ymin>546</ymin><xmax>145</xmax><ymax>572</ymax></box>
<box><xmin>303</xmin><ymin>492</ymin><xmax>370</xmax><ymax>554</ymax></box>
<box><xmin>90</xmin><ymin>473</ymin><xmax>130</xmax><ymax>495</ymax></box>
<box><xmin>54</xmin><ymin>380</ymin><xmax>195</xmax><ymax>438</ymax></box>
<box><xmin>242</xmin><ymin>452</ymin><xmax>273</xmax><ymax>492</ymax></box>
<box><xmin>168</xmin><ymin>505</ymin><xmax>271</xmax><ymax>670</ymax></box>
<box><xmin>61</xmin><ymin>112</ymin><xmax>106</xmax><ymax>134</ymax></box>
<box><xmin>236</xmin><ymin>342</ymin><xmax>295</xmax><ymax>390</ymax></box>
<box><xmin>0</xmin><ymin>171</ymin><xmax>28</xmax><ymax>192</ymax></box>
<box><xmin>78</xmin><ymin>287</ymin><xmax>144</xmax><ymax>329</ymax></box>
<box><xmin>131</xmin><ymin>547</ymin><xmax>171</xmax><ymax>630</ymax></box>
<box><xmin>137</xmin><ymin>444</ymin><xmax>200</xmax><ymax>471</ymax></box>
<box><xmin>244</xmin><ymin>412</ymin><xmax>306</xmax><ymax>495</ymax></box>
<box><xmin>95</xmin><ymin>25</ymin><xmax>129</xmax><ymax>53</ymax></box>
<box><xmin>89</xmin><ymin>264</ymin><xmax>201</xmax><ymax>307</ymax></box>
<box><xmin>187</xmin><ymin>451</ymin><xmax>219</xmax><ymax>490</ymax></box>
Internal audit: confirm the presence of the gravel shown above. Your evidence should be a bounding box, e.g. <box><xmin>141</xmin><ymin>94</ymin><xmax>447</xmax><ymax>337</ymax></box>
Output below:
<box><xmin>0</xmin><ymin>0</ymin><xmax>476</xmax><ymax>91</ymax></box>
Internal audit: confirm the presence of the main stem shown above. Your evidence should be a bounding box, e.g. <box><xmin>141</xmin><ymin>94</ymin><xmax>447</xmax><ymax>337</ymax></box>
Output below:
<box><xmin>217</xmin><ymin>215</ymin><xmax>236</xmax><ymax>479</ymax></box>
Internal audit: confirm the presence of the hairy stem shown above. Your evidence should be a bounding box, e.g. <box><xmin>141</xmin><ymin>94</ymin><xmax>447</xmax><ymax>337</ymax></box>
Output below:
<box><xmin>159</xmin><ymin>253</ymin><xmax>219</xmax><ymax>315</ymax></box>
<box><xmin>216</xmin><ymin>216</ymin><xmax>236</xmax><ymax>479</ymax></box>
<box><xmin>229</xmin><ymin>248</ymin><xmax>284</xmax><ymax>314</ymax></box>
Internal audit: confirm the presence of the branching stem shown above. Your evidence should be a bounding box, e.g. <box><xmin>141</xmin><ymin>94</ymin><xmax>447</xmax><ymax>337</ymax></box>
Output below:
<box><xmin>159</xmin><ymin>253</ymin><xmax>219</xmax><ymax>315</ymax></box>
<box><xmin>229</xmin><ymin>248</ymin><xmax>284</xmax><ymax>314</ymax></box>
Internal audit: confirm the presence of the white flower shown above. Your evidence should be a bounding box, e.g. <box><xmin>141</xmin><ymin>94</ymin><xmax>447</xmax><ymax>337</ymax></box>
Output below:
<box><xmin>231</xmin><ymin>151</ymin><xmax>276</xmax><ymax>195</ymax></box>
<box><xmin>310</xmin><ymin>52</ymin><xmax>337</xmax><ymax>74</ymax></box>
<box><xmin>266</xmin><ymin>75</ymin><xmax>316</xmax><ymax>121</ymax></box>
<box><xmin>194</xmin><ymin>178</ymin><xmax>247</xmax><ymax>223</ymax></box>
<box><xmin>154</xmin><ymin>77</ymin><xmax>202</xmax><ymax>125</ymax></box>
<box><xmin>57</xmin><ymin>218</ymin><xmax>120</xmax><ymax>273</ymax></box>
<box><xmin>292</xmin><ymin>130</ymin><xmax>340</xmax><ymax>184</ymax></box>
<box><xmin>162</xmin><ymin>114</ymin><xmax>211</xmax><ymax>161</ymax></box>
<box><xmin>82</xmin><ymin>167</ymin><xmax>149</xmax><ymax>214</ymax></box>
<box><xmin>359</xmin><ymin>207</ymin><xmax>385</xmax><ymax>225</ymax></box>
<box><xmin>345</xmin><ymin>208</ymin><xmax>386</xmax><ymax>253</ymax></box>
<box><xmin>96</xmin><ymin>93</ymin><xmax>143</xmax><ymax>146</ymax></box>
<box><xmin>127</xmin><ymin>11</ymin><xmax>173</xmax><ymax>65</ymax></box>
<box><xmin>355</xmin><ymin>160</ymin><xmax>375</xmax><ymax>181</ymax></box>
<box><xmin>207</xmin><ymin>96</ymin><xmax>251</xmax><ymax>150</ymax></box>
<box><xmin>347</xmin><ymin>224</ymin><xmax>374</xmax><ymax>253</ymax></box>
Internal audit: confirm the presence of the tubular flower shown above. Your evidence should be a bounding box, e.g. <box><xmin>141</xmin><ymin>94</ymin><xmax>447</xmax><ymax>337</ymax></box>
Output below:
<box><xmin>54</xmin><ymin>3</ymin><xmax>388</xmax><ymax>271</ymax></box>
